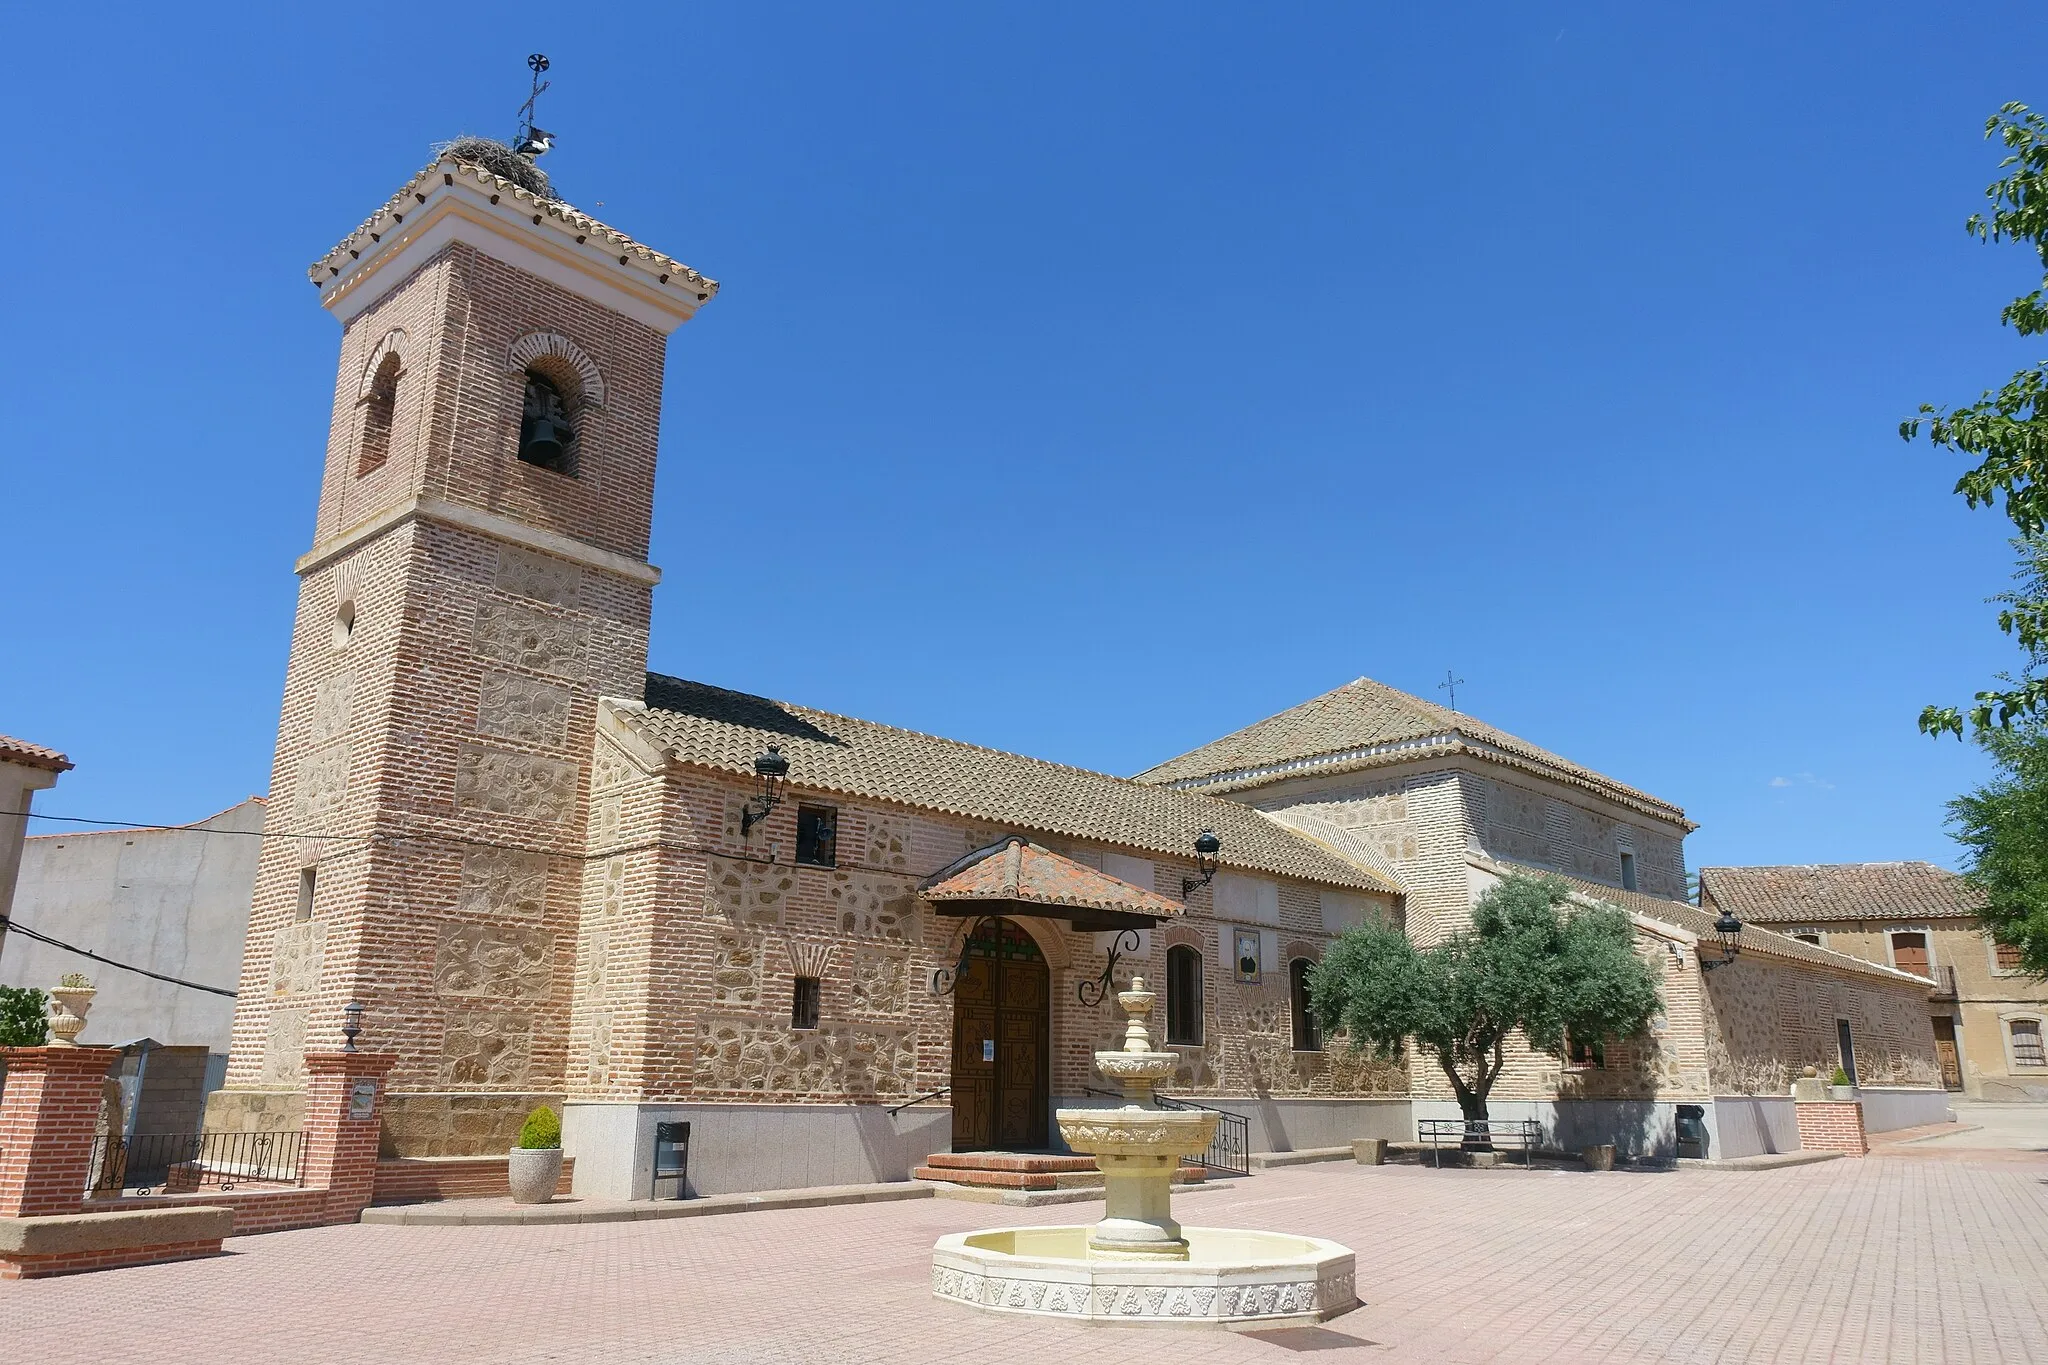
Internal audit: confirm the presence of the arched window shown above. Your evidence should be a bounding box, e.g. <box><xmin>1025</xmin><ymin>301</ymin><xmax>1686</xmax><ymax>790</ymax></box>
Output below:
<box><xmin>1289</xmin><ymin>958</ymin><xmax>1321</xmax><ymax>1053</ymax></box>
<box><xmin>519</xmin><ymin>368</ymin><xmax>578</xmax><ymax>474</ymax></box>
<box><xmin>358</xmin><ymin>351</ymin><xmax>401</xmax><ymax>475</ymax></box>
<box><xmin>1165</xmin><ymin>944</ymin><xmax>1202</xmax><ymax>1045</ymax></box>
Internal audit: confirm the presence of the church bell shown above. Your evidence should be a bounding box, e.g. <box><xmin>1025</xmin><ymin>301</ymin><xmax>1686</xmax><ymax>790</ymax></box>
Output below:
<box><xmin>519</xmin><ymin>414</ymin><xmax>568</xmax><ymax>467</ymax></box>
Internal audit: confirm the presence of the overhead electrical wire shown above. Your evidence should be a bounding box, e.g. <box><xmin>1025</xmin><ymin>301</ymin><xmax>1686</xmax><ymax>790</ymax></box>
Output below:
<box><xmin>0</xmin><ymin>914</ymin><xmax>238</xmax><ymax>998</ymax></box>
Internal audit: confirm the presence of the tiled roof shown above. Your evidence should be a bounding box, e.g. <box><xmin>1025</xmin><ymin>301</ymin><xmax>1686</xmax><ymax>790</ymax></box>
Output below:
<box><xmin>0</xmin><ymin>734</ymin><xmax>72</xmax><ymax>773</ymax></box>
<box><xmin>309</xmin><ymin>155</ymin><xmax>718</xmax><ymax>298</ymax></box>
<box><xmin>1136</xmin><ymin>677</ymin><xmax>1689</xmax><ymax>826</ymax></box>
<box><xmin>921</xmin><ymin>837</ymin><xmax>1187</xmax><ymax>920</ymax></box>
<box><xmin>1468</xmin><ymin>857</ymin><xmax>1930</xmax><ymax>985</ymax></box>
<box><xmin>620</xmin><ymin>675</ymin><xmax>1402</xmax><ymax>896</ymax></box>
<box><xmin>1698</xmin><ymin>863</ymin><xmax>1983</xmax><ymax>925</ymax></box>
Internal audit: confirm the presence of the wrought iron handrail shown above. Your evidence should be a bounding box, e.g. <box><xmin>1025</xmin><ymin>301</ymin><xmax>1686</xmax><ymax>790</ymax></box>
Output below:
<box><xmin>1077</xmin><ymin>1086</ymin><xmax>1251</xmax><ymax>1176</ymax></box>
<box><xmin>886</xmin><ymin>1085</ymin><xmax>951</xmax><ymax>1117</ymax></box>
<box><xmin>86</xmin><ymin>1130</ymin><xmax>307</xmax><ymax>1196</ymax></box>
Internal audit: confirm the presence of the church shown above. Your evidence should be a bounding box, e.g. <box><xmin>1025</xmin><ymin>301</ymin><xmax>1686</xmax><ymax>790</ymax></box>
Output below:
<box><xmin>207</xmin><ymin>141</ymin><xmax>1945</xmax><ymax>1199</ymax></box>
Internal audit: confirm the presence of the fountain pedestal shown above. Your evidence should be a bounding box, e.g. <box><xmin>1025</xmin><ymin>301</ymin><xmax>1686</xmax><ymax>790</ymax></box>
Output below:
<box><xmin>1055</xmin><ymin>977</ymin><xmax>1218</xmax><ymax>1261</ymax></box>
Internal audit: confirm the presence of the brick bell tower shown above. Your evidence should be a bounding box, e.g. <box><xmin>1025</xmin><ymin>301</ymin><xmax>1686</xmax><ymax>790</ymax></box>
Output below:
<box><xmin>212</xmin><ymin>144</ymin><xmax>715</xmax><ymax>1154</ymax></box>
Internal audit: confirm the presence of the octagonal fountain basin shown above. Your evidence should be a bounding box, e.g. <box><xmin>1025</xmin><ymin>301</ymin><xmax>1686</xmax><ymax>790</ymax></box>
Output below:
<box><xmin>931</xmin><ymin>1225</ymin><xmax>1357</xmax><ymax>1329</ymax></box>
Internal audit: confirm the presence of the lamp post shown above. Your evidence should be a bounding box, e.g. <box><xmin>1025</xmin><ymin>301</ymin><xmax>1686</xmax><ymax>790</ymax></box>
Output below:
<box><xmin>739</xmin><ymin>746</ymin><xmax>790</xmax><ymax>837</ymax></box>
<box><xmin>1699</xmin><ymin>911</ymin><xmax>1744</xmax><ymax>972</ymax></box>
<box><xmin>1181</xmin><ymin>828</ymin><xmax>1222</xmax><ymax>898</ymax></box>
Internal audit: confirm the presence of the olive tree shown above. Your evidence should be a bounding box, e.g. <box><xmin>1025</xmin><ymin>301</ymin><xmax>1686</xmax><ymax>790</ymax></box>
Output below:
<box><xmin>1307</xmin><ymin>873</ymin><xmax>1661</xmax><ymax>1139</ymax></box>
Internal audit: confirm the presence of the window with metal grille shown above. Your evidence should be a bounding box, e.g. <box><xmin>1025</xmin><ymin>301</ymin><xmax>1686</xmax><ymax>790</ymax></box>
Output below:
<box><xmin>790</xmin><ymin>976</ymin><xmax>821</xmax><ymax>1031</ymax></box>
<box><xmin>795</xmin><ymin>805</ymin><xmax>838</xmax><ymax>867</ymax></box>
<box><xmin>1995</xmin><ymin>939</ymin><xmax>2024</xmax><ymax>972</ymax></box>
<box><xmin>1568</xmin><ymin>1033</ymin><xmax>1606</xmax><ymax>1069</ymax></box>
<box><xmin>2011</xmin><ymin>1019</ymin><xmax>2046</xmax><ymax>1069</ymax></box>
<box><xmin>1890</xmin><ymin>931</ymin><xmax>1931</xmax><ymax>978</ymax></box>
<box><xmin>1165</xmin><ymin>945</ymin><xmax>1202</xmax><ymax>1045</ymax></box>
<box><xmin>1289</xmin><ymin>959</ymin><xmax>1321</xmax><ymax>1052</ymax></box>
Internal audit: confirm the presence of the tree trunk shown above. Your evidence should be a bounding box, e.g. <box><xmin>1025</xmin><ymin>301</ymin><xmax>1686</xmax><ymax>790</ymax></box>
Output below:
<box><xmin>1442</xmin><ymin>1058</ymin><xmax>1494</xmax><ymax>1152</ymax></box>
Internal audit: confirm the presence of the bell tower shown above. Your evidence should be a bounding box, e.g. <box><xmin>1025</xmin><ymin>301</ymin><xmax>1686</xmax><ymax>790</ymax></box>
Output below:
<box><xmin>214</xmin><ymin>144</ymin><xmax>715</xmax><ymax>1152</ymax></box>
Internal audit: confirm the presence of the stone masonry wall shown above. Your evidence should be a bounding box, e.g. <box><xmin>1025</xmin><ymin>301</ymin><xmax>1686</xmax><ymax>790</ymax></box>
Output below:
<box><xmin>564</xmin><ymin>749</ymin><xmax>1406</xmax><ymax>1111</ymax></box>
<box><xmin>1701</xmin><ymin>954</ymin><xmax>1942</xmax><ymax>1094</ymax></box>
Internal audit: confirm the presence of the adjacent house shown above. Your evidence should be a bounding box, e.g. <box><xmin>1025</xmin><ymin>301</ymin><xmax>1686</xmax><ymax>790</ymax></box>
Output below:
<box><xmin>1700</xmin><ymin>862</ymin><xmax>2048</xmax><ymax>1101</ymax></box>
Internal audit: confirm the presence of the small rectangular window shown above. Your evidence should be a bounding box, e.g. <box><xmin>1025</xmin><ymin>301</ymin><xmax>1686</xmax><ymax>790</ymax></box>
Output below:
<box><xmin>297</xmin><ymin>868</ymin><xmax>317</xmax><ymax>922</ymax></box>
<box><xmin>2011</xmin><ymin>1020</ymin><xmax>2046</xmax><ymax>1069</ymax></box>
<box><xmin>1568</xmin><ymin>1033</ymin><xmax>1606</xmax><ymax>1069</ymax></box>
<box><xmin>795</xmin><ymin>805</ymin><xmax>838</xmax><ymax>868</ymax></box>
<box><xmin>1995</xmin><ymin>940</ymin><xmax>2024</xmax><ymax>972</ymax></box>
<box><xmin>1791</xmin><ymin>931</ymin><xmax>1822</xmax><ymax>946</ymax></box>
<box><xmin>1890</xmin><ymin>931</ymin><xmax>1930</xmax><ymax>978</ymax></box>
<box><xmin>1618</xmin><ymin>851</ymin><xmax>1637</xmax><ymax>892</ymax></box>
<box><xmin>791</xmin><ymin>977</ymin><xmax>821</xmax><ymax>1031</ymax></box>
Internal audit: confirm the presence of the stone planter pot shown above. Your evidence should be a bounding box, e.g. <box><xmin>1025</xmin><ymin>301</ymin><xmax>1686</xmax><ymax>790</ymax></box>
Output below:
<box><xmin>47</xmin><ymin>986</ymin><xmax>96</xmax><ymax>1046</ymax></box>
<box><xmin>506</xmin><ymin>1146</ymin><xmax>563</xmax><ymax>1204</ymax></box>
<box><xmin>1580</xmin><ymin>1143</ymin><xmax>1616</xmax><ymax>1172</ymax></box>
<box><xmin>1830</xmin><ymin>1086</ymin><xmax>1856</xmax><ymax>1101</ymax></box>
<box><xmin>1351</xmin><ymin>1138</ymin><xmax>1388</xmax><ymax>1166</ymax></box>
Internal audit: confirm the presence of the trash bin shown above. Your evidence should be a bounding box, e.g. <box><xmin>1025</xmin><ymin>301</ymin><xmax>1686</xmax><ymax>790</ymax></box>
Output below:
<box><xmin>1675</xmin><ymin>1104</ymin><xmax>1708</xmax><ymax>1160</ymax></box>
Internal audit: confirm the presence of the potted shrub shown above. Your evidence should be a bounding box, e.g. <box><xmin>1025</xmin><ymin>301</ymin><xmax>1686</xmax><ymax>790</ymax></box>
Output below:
<box><xmin>507</xmin><ymin>1105</ymin><xmax>563</xmax><ymax>1204</ymax></box>
<box><xmin>1829</xmin><ymin>1066</ymin><xmax>1855</xmax><ymax>1101</ymax></box>
<box><xmin>47</xmin><ymin>974</ymin><xmax>95</xmax><ymax>1046</ymax></box>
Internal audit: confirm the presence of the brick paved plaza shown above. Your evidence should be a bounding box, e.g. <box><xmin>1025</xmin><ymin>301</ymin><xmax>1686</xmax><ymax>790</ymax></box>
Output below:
<box><xmin>8</xmin><ymin>1142</ymin><xmax>2047</xmax><ymax>1364</ymax></box>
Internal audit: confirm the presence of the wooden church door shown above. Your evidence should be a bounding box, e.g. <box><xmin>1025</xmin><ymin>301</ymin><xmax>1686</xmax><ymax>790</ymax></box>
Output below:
<box><xmin>949</xmin><ymin>919</ymin><xmax>1050</xmax><ymax>1151</ymax></box>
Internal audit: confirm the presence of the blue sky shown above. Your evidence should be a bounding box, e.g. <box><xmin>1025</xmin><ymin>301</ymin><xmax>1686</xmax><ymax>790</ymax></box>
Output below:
<box><xmin>2</xmin><ymin>4</ymin><xmax>2042</xmax><ymax>874</ymax></box>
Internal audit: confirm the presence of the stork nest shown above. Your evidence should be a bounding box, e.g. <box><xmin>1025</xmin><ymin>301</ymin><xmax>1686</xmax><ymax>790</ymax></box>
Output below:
<box><xmin>435</xmin><ymin>136</ymin><xmax>553</xmax><ymax>200</ymax></box>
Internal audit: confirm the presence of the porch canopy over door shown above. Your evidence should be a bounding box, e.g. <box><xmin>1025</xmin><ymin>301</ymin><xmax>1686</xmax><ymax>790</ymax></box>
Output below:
<box><xmin>918</xmin><ymin>835</ymin><xmax>1189</xmax><ymax>931</ymax></box>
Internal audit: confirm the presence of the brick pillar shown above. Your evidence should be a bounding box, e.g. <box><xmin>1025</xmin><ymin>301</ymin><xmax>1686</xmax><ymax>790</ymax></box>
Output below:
<box><xmin>301</xmin><ymin>1051</ymin><xmax>396</xmax><ymax>1223</ymax></box>
<box><xmin>1794</xmin><ymin>1099</ymin><xmax>1868</xmax><ymax>1157</ymax></box>
<box><xmin>0</xmin><ymin>1046</ymin><xmax>119</xmax><ymax>1217</ymax></box>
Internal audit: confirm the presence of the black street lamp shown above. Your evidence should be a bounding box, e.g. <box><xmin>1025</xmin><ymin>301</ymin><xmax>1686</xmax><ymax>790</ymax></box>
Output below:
<box><xmin>1700</xmin><ymin>910</ymin><xmax>1744</xmax><ymax>972</ymax></box>
<box><xmin>341</xmin><ymin>1000</ymin><xmax>366</xmax><ymax>1052</ymax></box>
<box><xmin>1182</xmin><ymin>828</ymin><xmax>1223</xmax><ymax>898</ymax></box>
<box><xmin>740</xmin><ymin>746</ymin><xmax>790</xmax><ymax>836</ymax></box>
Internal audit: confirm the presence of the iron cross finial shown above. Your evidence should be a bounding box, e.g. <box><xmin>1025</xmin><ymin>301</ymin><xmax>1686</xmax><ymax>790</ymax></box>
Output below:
<box><xmin>1438</xmin><ymin>669</ymin><xmax>1467</xmax><ymax>713</ymax></box>
<box><xmin>515</xmin><ymin>53</ymin><xmax>554</xmax><ymax>158</ymax></box>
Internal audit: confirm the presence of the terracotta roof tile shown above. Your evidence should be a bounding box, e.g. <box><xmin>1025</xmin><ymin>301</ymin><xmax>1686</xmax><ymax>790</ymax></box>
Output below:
<box><xmin>1698</xmin><ymin>863</ymin><xmax>1982</xmax><ymax>924</ymax></box>
<box><xmin>921</xmin><ymin>837</ymin><xmax>1187</xmax><ymax>920</ymax></box>
<box><xmin>1469</xmin><ymin>857</ymin><xmax>1931</xmax><ymax>985</ymax></box>
<box><xmin>309</xmin><ymin>155</ymin><xmax>718</xmax><ymax>298</ymax></box>
<box><xmin>1137</xmin><ymin>677</ymin><xmax>1688</xmax><ymax>826</ymax></box>
<box><xmin>0</xmin><ymin>734</ymin><xmax>72</xmax><ymax>773</ymax></box>
<box><xmin>620</xmin><ymin>675</ymin><xmax>1401</xmax><ymax>896</ymax></box>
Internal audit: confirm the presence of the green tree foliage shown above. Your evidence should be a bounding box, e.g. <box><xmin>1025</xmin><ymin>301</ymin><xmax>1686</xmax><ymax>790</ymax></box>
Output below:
<box><xmin>1949</xmin><ymin>719</ymin><xmax>2048</xmax><ymax>976</ymax></box>
<box><xmin>1904</xmin><ymin>104</ymin><xmax>2048</xmax><ymax>737</ymax></box>
<box><xmin>1307</xmin><ymin>874</ymin><xmax>1661</xmax><ymax>1136</ymax></box>
<box><xmin>0</xmin><ymin>985</ymin><xmax>50</xmax><ymax>1047</ymax></box>
<box><xmin>517</xmin><ymin>1104</ymin><xmax>562</xmax><ymax>1149</ymax></box>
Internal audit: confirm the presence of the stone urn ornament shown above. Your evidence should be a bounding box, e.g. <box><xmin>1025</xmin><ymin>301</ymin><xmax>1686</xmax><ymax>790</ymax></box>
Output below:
<box><xmin>47</xmin><ymin>974</ymin><xmax>96</xmax><ymax>1046</ymax></box>
<box><xmin>508</xmin><ymin>1104</ymin><xmax>564</xmax><ymax>1204</ymax></box>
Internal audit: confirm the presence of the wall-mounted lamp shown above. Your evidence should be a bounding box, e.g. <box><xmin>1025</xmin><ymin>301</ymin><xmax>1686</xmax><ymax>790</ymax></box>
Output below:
<box><xmin>1181</xmin><ymin>828</ymin><xmax>1223</xmax><ymax>898</ymax></box>
<box><xmin>739</xmin><ymin>746</ymin><xmax>790</xmax><ymax>837</ymax></box>
<box><xmin>341</xmin><ymin>999</ymin><xmax>366</xmax><ymax>1052</ymax></box>
<box><xmin>1699</xmin><ymin>911</ymin><xmax>1744</xmax><ymax>972</ymax></box>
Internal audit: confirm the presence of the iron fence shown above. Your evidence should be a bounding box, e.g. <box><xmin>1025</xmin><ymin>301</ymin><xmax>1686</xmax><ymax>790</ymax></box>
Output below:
<box><xmin>87</xmin><ymin>1130</ymin><xmax>307</xmax><ymax>1196</ymax></box>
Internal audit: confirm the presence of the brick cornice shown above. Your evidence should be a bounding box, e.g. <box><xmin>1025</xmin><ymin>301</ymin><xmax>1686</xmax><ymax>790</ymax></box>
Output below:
<box><xmin>295</xmin><ymin>494</ymin><xmax>661</xmax><ymax>587</ymax></box>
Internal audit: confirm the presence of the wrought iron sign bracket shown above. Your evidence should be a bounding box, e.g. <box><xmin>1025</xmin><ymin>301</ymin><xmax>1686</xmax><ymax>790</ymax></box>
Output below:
<box><xmin>1077</xmin><ymin>928</ymin><xmax>1141</xmax><ymax>1008</ymax></box>
<box><xmin>930</xmin><ymin>915</ymin><xmax>1005</xmax><ymax>997</ymax></box>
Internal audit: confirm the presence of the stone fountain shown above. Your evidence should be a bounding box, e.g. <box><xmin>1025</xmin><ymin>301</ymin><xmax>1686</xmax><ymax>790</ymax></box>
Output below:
<box><xmin>931</xmin><ymin>976</ymin><xmax>1358</xmax><ymax>1328</ymax></box>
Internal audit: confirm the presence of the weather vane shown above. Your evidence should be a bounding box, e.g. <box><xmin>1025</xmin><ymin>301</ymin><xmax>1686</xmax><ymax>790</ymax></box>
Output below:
<box><xmin>1438</xmin><ymin>669</ymin><xmax>1466</xmax><ymax>713</ymax></box>
<box><xmin>514</xmin><ymin>53</ymin><xmax>554</xmax><ymax>158</ymax></box>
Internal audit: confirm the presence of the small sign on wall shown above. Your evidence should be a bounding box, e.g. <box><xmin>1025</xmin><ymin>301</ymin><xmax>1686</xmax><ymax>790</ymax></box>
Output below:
<box><xmin>982</xmin><ymin>1038</ymin><xmax>995</xmax><ymax>1063</ymax></box>
<box><xmin>348</xmin><ymin>1079</ymin><xmax>379</xmax><ymax>1120</ymax></box>
<box><xmin>1235</xmin><ymin>929</ymin><xmax>1261</xmax><ymax>984</ymax></box>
